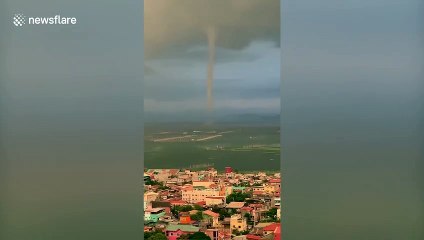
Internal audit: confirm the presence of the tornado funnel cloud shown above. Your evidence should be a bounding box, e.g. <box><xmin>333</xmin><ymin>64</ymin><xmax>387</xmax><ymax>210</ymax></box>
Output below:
<box><xmin>206</xmin><ymin>26</ymin><xmax>216</xmax><ymax>112</ymax></box>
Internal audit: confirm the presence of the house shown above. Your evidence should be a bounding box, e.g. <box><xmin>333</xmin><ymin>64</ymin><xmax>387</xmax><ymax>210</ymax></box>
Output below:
<box><xmin>203</xmin><ymin>210</ymin><xmax>220</xmax><ymax>227</ymax></box>
<box><xmin>168</xmin><ymin>199</ymin><xmax>187</xmax><ymax>207</ymax></box>
<box><xmin>205</xmin><ymin>229</ymin><xmax>219</xmax><ymax>240</ymax></box>
<box><xmin>246</xmin><ymin>235</ymin><xmax>262</xmax><ymax>240</ymax></box>
<box><xmin>144</xmin><ymin>191</ymin><xmax>159</xmax><ymax>210</ymax></box>
<box><xmin>240</xmin><ymin>206</ymin><xmax>254</xmax><ymax>220</ymax></box>
<box><xmin>226</xmin><ymin>202</ymin><xmax>245</xmax><ymax>210</ymax></box>
<box><xmin>222</xmin><ymin>217</ymin><xmax>231</xmax><ymax>230</ymax></box>
<box><xmin>152</xmin><ymin>201</ymin><xmax>172</xmax><ymax>214</ymax></box>
<box><xmin>192</xmin><ymin>181</ymin><xmax>215</xmax><ymax>188</ymax></box>
<box><xmin>264</xmin><ymin>185</ymin><xmax>276</xmax><ymax>194</ymax></box>
<box><xmin>144</xmin><ymin>208</ymin><xmax>166</xmax><ymax>223</ymax></box>
<box><xmin>179</xmin><ymin>212</ymin><xmax>191</xmax><ymax>224</ymax></box>
<box><xmin>195</xmin><ymin>201</ymin><xmax>206</xmax><ymax>207</ymax></box>
<box><xmin>250</xmin><ymin>222</ymin><xmax>274</xmax><ymax>235</ymax></box>
<box><xmin>252</xmin><ymin>186</ymin><xmax>265</xmax><ymax>196</ymax></box>
<box><xmin>205</xmin><ymin>196</ymin><xmax>225</xmax><ymax>206</ymax></box>
<box><xmin>146</xmin><ymin>169</ymin><xmax>180</xmax><ymax>183</ymax></box>
<box><xmin>273</xmin><ymin>225</ymin><xmax>281</xmax><ymax>240</ymax></box>
<box><xmin>276</xmin><ymin>208</ymin><xmax>281</xmax><ymax>220</ymax></box>
<box><xmin>182</xmin><ymin>186</ymin><xmax>221</xmax><ymax>203</ymax></box>
<box><xmin>232</xmin><ymin>186</ymin><xmax>247</xmax><ymax>193</ymax></box>
<box><xmin>263</xmin><ymin>223</ymin><xmax>280</xmax><ymax>236</ymax></box>
<box><xmin>230</xmin><ymin>214</ymin><xmax>247</xmax><ymax>232</ymax></box>
<box><xmin>269</xmin><ymin>179</ymin><xmax>280</xmax><ymax>189</ymax></box>
<box><xmin>165</xmin><ymin>224</ymin><xmax>199</xmax><ymax>240</ymax></box>
<box><xmin>248</xmin><ymin>222</ymin><xmax>281</xmax><ymax>239</ymax></box>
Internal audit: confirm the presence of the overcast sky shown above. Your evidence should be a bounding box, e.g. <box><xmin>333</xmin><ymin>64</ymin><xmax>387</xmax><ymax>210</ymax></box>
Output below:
<box><xmin>144</xmin><ymin>0</ymin><xmax>280</xmax><ymax>120</ymax></box>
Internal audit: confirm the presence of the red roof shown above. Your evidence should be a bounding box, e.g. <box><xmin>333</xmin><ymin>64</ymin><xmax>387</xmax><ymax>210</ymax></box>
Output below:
<box><xmin>196</xmin><ymin>201</ymin><xmax>206</xmax><ymax>206</ymax></box>
<box><xmin>269</xmin><ymin>179</ymin><xmax>281</xmax><ymax>183</ymax></box>
<box><xmin>274</xmin><ymin>225</ymin><xmax>281</xmax><ymax>240</ymax></box>
<box><xmin>263</xmin><ymin>223</ymin><xmax>280</xmax><ymax>232</ymax></box>
<box><xmin>246</xmin><ymin>234</ymin><xmax>262</xmax><ymax>240</ymax></box>
<box><xmin>240</xmin><ymin>207</ymin><xmax>253</xmax><ymax>211</ymax></box>
<box><xmin>249</xmin><ymin>203</ymin><xmax>264</xmax><ymax>208</ymax></box>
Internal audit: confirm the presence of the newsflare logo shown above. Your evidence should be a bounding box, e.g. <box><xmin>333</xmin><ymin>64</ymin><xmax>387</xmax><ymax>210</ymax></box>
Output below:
<box><xmin>13</xmin><ymin>14</ymin><xmax>26</xmax><ymax>26</ymax></box>
<box><xmin>13</xmin><ymin>13</ymin><xmax>77</xmax><ymax>27</ymax></box>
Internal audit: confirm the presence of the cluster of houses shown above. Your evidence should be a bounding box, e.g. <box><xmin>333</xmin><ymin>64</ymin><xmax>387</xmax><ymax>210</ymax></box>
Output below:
<box><xmin>143</xmin><ymin>167</ymin><xmax>281</xmax><ymax>240</ymax></box>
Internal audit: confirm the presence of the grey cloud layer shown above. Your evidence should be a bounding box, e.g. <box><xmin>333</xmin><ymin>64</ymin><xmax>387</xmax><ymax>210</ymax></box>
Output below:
<box><xmin>145</xmin><ymin>0</ymin><xmax>279</xmax><ymax>58</ymax></box>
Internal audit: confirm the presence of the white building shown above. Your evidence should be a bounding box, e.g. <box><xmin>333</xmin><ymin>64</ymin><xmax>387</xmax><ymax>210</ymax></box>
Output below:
<box><xmin>182</xmin><ymin>186</ymin><xmax>221</xmax><ymax>203</ymax></box>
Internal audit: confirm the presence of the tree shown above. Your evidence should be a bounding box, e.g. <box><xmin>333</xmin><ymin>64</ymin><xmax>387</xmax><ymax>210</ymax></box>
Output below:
<box><xmin>190</xmin><ymin>211</ymin><xmax>203</xmax><ymax>221</ymax></box>
<box><xmin>218</xmin><ymin>209</ymin><xmax>230</xmax><ymax>221</ymax></box>
<box><xmin>144</xmin><ymin>230</ymin><xmax>163</xmax><ymax>239</ymax></box>
<box><xmin>147</xmin><ymin>232</ymin><xmax>167</xmax><ymax>240</ymax></box>
<box><xmin>226</xmin><ymin>192</ymin><xmax>250</xmax><ymax>203</ymax></box>
<box><xmin>177</xmin><ymin>234</ymin><xmax>190</xmax><ymax>240</ymax></box>
<box><xmin>265</xmin><ymin>208</ymin><xmax>278</xmax><ymax>222</ymax></box>
<box><xmin>188</xmin><ymin>232</ymin><xmax>211</xmax><ymax>240</ymax></box>
<box><xmin>193</xmin><ymin>204</ymin><xmax>204</xmax><ymax>211</ymax></box>
<box><xmin>211</xmin><ymin>205</ymin><xmax>230</xmax><ymax>221</ymax></box>
<box><xmin>172</xmin><ymin>205</ymin><xmax>194</xmax><ymax>216</ymax></box>
<box><xmin>179</xmin><ymin>205</ymin><xmax>194</xmax><ymax>212</ymax></box>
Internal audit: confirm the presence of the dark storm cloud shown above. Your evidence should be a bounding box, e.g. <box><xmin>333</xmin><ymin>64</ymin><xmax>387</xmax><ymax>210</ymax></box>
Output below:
<box><xmin>144</xmin><ymin>0</ymin><xmax>280</xmax><ymax>59</ymax></box>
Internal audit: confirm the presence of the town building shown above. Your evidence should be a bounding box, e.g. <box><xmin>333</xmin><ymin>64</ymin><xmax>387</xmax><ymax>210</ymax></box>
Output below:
<box><xmin>226</xmin><ymin>202</ymin><xmax>245</xmax><ymax>211</ymax></box>
<box><xmin>203</xmin><ymin>210</ymin><xmax>220</xmax><ymax>228</ymax></box>
<box><xmin>182</xmin><ymin>186</ymin><xmax>221</xmax><ymax>203</ymax></box>
<box><xmin>146</xmin><ymin>169</ymin><xmax>180</xmax><ymax>182</ymax></box>
<box><xmin>205</xmin><ymin>196</ymin><xmax>226</xmax><ymax>206</ymax></box>
<box><xmin>144</xmin><ymin>191</ymin><xmax>159</xmax><ymax>210</ymax></box>
<box><xmin>205</xmin><ymin>229</ymin><xmax>219</xmax><ymax>240</ymax></box>
<box><xmin>144</xmin><ymin>208</ymin><xmax>166</xmax><ymax>223</ymax></box>
<box><xmin>165</xmin><ymin>224</ymin><xmax>200</xmax><ymax>240</ymax></box>
<box><xmin>230</xmin><ymin>214</ymin><xmax>247</xmax><ymax>232</ymax></box>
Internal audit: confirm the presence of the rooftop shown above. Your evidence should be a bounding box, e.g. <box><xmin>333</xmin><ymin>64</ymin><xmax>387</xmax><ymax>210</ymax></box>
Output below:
<box><xmin>263</xmin><ymin>223</ymin><xmax>280</xmax><ymax>232</ymax></box>
<box><xmin>145</xmin><ymin>208</ymin><xmax>165</xmax><ymax>213</ymax></box>
<box><xmin>269</xmin><ymin>179</ymin><xmax>281</xmax><ymax>183</ymax></box>
<box><xmin>246</xmin><ymin>234</ymin><xmax>262</xmax><ymax>240</ymax></box>
<box><xmin>165</xmin><ymin>224</ymin><xmax>199</xmax><ymax>232</ymax></box>
<box><xmin>226</xmin><ymin>202</ymin><xmax>245</xmax><ymax>209</ymax></box>
<box><xmin>203</xmin><ymin>210</ymin><xmax>219</xmax><ymax>218</ymax></box>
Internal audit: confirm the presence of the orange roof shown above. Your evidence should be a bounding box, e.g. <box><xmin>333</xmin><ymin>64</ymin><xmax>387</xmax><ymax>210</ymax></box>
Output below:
<box><xmin>226</xmin><ymin>202</ymin><xmax>245</xmax><ymax>208</ymax></box>
<box><xmin>203</xmin><ymin>210</ymin><xmax>219</xmax><ymax>218</ymax></box>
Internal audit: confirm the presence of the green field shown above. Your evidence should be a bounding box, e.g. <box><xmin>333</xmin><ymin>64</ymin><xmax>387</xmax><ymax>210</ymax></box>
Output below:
<box><xmin>144</xmin><ymin>123</ymin><xmax>280</xmax><ymax>171</ymax></box>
